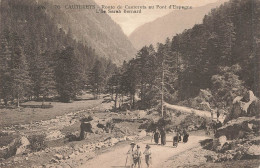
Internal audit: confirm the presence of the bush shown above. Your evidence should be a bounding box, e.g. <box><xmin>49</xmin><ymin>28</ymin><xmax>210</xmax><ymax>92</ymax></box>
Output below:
<box><xmin>80</xmin><ymin>115</ymin><xmax>93</xmax><ymax>122</ymax></box>
<box><xmin>28</xmin><ymin>134</ymin><xmax>46</xmax><ymax>152</ymax></box>
<box><xmin>0</xmin><ymin>139</ymin><xmax>21</xmax><ymax>159</ymax></box>
<box><xmin>0</xmin><ymin>133</ymin><xmax>18</xmax><ymax>147</ymax></box>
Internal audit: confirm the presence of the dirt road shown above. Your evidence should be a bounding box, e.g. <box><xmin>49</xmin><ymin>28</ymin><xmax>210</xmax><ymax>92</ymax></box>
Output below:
<box><xmin>79</xmin><ymin>135</ymin><xmax>208</xmax><ymax>168</ymax></box>
<box><xmin>165</xmin><ymin>103</ymin><xmax>225</xmax><ymax>122</ymax></box>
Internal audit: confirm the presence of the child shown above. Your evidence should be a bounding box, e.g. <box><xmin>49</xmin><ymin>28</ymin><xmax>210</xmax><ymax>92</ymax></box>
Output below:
<box><xmin>143</xmin><ymin>144</ymin><xmax>152</xmax><ymax>167</ymax></box>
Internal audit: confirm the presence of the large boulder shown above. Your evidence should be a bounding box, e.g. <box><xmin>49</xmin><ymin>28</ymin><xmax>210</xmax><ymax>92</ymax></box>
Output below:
<box><xmin>247</xmin><ymin>98</ymin><xmax>260</xmax><ymax>117</ymax></box>
<box><xmin>199</xmin><ymin>101</ymin><xmax>211</xmax><ymax>111</ymax></box>
<box><xmin>15</xmin><ymin>136</ymin><xmax>30</xmax><ymax>155</ymax></box>
<box><xmin>46</xmin><ymin>130</ymin><xmax>65</xmax><ymax>141</ymax></box>
<box><xmin>225</xmin><ymin>91</ymin><xmax>259</xmax><ymax>123</ymax></box>
<box><xmin>216</xmin><ymin>117</ymin><xmax>260</xmax><ymax>140</ymax></box>
<box><xmin>138</xmin><ymin>130</ymin><xmax>146</xmax><ymax>139</ymax></box>
<box><xmin>198</xmin><ymin>89</ymin><xmax>213</xmax><ymax>102</ymax></box>
<box><xmin>212</xmin><ymin>136</ymin><xmax>227</xmax><ymax>151</ymax></box>
<box><xmin>0</xmin><ymin>136</ymin><xmax>30</xmax><ymax>159</ymax></box>
<box><xmin>246</xmin><ymin>145</ymin><xmax>260</xmax><ymax>156</ymax></box>
<box><xmin>137</xmin><ymin>110</ymin><xmax>147</xmax><ymax>119</ymax></box>
<box><xmin>80</xmin><ymin>116</ymin><xmax>113</xmax><ymax>140</ymax></box>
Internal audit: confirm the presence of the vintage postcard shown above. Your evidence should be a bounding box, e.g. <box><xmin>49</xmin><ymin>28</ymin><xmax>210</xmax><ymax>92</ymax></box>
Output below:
<box><xmin>0</xmin><ymin>0</ymin><xmax>259</xmax><ymax>167</ymax></box>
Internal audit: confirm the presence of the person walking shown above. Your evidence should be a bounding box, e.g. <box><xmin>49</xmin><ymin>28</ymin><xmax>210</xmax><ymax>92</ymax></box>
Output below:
<box><xmin>211</xmin><ymin>109</ymin><xmax>214</xmax><ymax>120</ymax></box>
<box><xmin>178</xmin><ymin>128</ymin><xmax>182</xmax><ymax>142</ymax></box>
<box><xmin>126</xmin><ymin>142</ymin><xmax>136</xmax><ymax>168</ymax></box>
<box><xmin>183</xmin><ymin>128</ymin><xmax>189</xmax><ymax>143</ymax></box>
<box><xmin>133</xmin><ymin>145</ymin><xmax>142</xmax><ymax>168</ymax></box>
<box><xmin>160</xmin><ymin>127</ymin><xmax>166</xmax><ymax>145</ymax></box>
<box><xmin>173</xmin><ymin>128</ymin><xmax>179</xmax><ymax>147</ymax></box>
<box><xmin>153</xmin><ymin>128</ymin><xmax>160</xmax><ymax>145</ymax></box>
<box><xmin>143</xmin><ymin>145</ymin><xmax>152</xmax><ymax>168</ymax></box>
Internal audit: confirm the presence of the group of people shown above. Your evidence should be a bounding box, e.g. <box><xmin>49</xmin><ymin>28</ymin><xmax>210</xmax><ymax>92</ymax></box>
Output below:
<box><xmin>173</xmin><ymin>127</ymin><xmax>189</xmax><ymax>147</ymax></box>
<box><xmin>126</xmin><ymin>127</ymin><xmax>189</xmax><ymax>167</ymax></box>
<box><xmin>127</xmin><ymin>142</ymin><xmax>152</xmax><ymax>168</ymax></box>
<box><xmin>152</xmin><ymin>127</ymin><xmax>166</xmax><ymax>145</ymax></box>
<box><xmin>152</xmin><ymin>127</ymin><xmax>189</xmax><ymax>147</ymax></box>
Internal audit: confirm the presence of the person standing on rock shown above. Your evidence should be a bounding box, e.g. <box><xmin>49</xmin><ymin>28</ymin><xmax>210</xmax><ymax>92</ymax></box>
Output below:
<box><xmin>143</xmin><ymin>144</ymin><xmax>152</xmax><ymax>168</ymax></box>
<box><xmin>133</xmin><ymin>145</ymin><xmax>142</xmax><ymax>168</ymax></box>
<box><xmin>160</xmin><ymin>127</ymin><xmax>166</xmax><ymax>145</ymax></box>
<box><xmin>126</xmin><ymin>142</ymin><xmax>136</xmax><ymax>168</ymax></box>
<box><xmin>153</xmin><ymin>128</ymin><xmax>160</xmax><ymax>145</ymax></box>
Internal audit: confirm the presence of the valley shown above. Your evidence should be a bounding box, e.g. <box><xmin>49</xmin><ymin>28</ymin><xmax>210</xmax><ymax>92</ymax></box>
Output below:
<box><xmin>0</xmin><ymin>0</ymin><xmax>259</xmax><ymax>167</ymax></box>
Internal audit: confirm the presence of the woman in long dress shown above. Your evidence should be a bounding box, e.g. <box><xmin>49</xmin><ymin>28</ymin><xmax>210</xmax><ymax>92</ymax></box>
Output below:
<box><xmin>160</xmin><ymin>127</ymin><xmax>166</xmax><ymax>145</ymax></box>
<box><xmin>183</xmin><ymin>129</ymin><xmax>189</xmax><ymax>143</ymax></box>
<box><xmin>153</xmin><ymin>128</ymin><xmax>160</xmax><ymax>144</ymax></box>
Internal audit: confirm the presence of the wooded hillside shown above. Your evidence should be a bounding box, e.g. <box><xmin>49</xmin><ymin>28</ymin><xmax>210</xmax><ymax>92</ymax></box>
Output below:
<box><xmin>110</xmin><ymin>0</ymin><xmax>259</xmax><ymax>111</ymax></box>
<box><xmin>0</xmin><ymin>0</ymin><xmax>117</xmax><ymax>104</ymax></box>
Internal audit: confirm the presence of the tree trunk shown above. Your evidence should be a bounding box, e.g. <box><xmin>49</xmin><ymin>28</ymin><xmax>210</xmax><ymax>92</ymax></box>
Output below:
<box><xmin>132</xmin><ymin>93</ymin><xmax>135</xmax><ymax>109</ymax></box>
<box><xmin>161</xmin><ymin>62</ymin><xmax>164</xmax><ymax>117</ymax></box>
<box><xmin>17</xmin><ymin>95</ymin><xmax>20</xmax><ymax>108</ymax></box>
<box><xmin>115</xmin><ymin>90</ymin><xmax>118</xmax><ymax>110</ymax></box>
<box><xmin>42</xmin><ymin>96</ymin><xmax>45</xmax><ymax>106</ymax></box>
<box><xmin>111</xmin><ymin>87</ymin><xmax>114</xmax><ymax>100</ymax></box>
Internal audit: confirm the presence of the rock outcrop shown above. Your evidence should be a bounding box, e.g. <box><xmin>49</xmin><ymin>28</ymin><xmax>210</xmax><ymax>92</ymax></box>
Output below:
<box><xmin>216</xmin><ymin>117</ymin><xmax>259</xmax><ymax>140</ymax></box>
<box><xmin>224</xmin><ymin>91</ymin><xmax>259</xmax><ymax>123</ymax></box>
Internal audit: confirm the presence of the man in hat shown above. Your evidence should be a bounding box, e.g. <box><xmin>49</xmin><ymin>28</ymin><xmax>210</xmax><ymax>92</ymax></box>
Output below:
<box><xmin>126</xmin><ymin>142</ymin><xmax>136</xmax><ymax>168</ymax></box>
<box><xmin>133</xmin><ymin>145</ymin><xmax>142</xmax><ymax>168</ymax></box>
<box><xmin>143</xmin><ymin>144</ymin><xmax>152</xmax><ymax>167</ymax></box>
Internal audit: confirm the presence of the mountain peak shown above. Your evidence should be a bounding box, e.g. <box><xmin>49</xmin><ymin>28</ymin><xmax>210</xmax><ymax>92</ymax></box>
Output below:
<box><xmin>129</xmin><ymin>0</ymin><xmax>227</xmax><ymax>50</ymax></box>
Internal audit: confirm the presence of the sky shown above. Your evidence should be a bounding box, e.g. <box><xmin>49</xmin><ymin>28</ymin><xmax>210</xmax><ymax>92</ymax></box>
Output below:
<box><xmin>94</xmin><ymin>0</ymin><xmax>227</xmax><ymax>36</ymax></box>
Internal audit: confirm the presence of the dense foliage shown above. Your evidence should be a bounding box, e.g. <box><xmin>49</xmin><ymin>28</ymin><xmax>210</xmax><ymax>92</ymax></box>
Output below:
<box><xmin>0</xmin><ymin>0</ymin><xmax>116</xmax><ymax>104</ymax></box>
<box><xmin>110</xmin><ymin>0</ymin><xmax>259</xmax><ymax>111</ymax></box>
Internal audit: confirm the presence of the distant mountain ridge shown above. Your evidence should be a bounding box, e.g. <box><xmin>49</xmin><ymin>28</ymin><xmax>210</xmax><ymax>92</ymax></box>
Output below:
<box><xmin>129</xmin><ymin>0</ymin><xmax>227</xmax><ymax>49</ymax></box>
<box><xmin>41</xmin><ymin>0</ymin><xmax>136</xmax><ymax>65</ymax></box>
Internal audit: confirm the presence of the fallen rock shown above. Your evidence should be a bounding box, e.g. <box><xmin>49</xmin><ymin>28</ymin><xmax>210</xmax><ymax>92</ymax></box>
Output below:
<box><xmin>50</xmin><ymin>158</ymin><xmax>59</xmax><ymax>163</ymax></box>
<box><xmin>46</xmin><ymin>131</ymin><xmax>65</xmax><ymax>141</ymax></box>
<box><xmin>225</xmin><ymin>91</ymin><xmax>259</xmax><ymax>123</ymax></box>
<box><xmin>138</xmin><ymin>130</ymin><xmax>146</xmax><ymax>138</ymax></box>
<box><xmin>247</xmin><ymin>145</ymin><xmax>260</xmax><ymax>156</ymax></box>
<box><xmin>126</xmin><ymin>136</ymin><xmax>134</xmax><ymax>141</ymax></box>
<box><xmin>16</xmin><ymin>136</ymin><xmax>30</xmax><ymax>155</ymax></box>
<box><xmin>247</xmin><ymin>98</ymin><xmax>260</xmax><ymax>117</ymax></box>
<box><xmin>110</xmin><ymin>138</ymin><xmax>119</xmax><ymax>145</ymax></box>
<box><xmin>218</xmin><ymin>136</ymin><xmax>227</xmax><ymax>147</ymax></box>
<box><xmin>216</xmin><ymin>117</ymin><xmax>260</xmax><ymax>140</ymax></box>
<box><xmin>199</xmin><ymin>101</ymin><xmax>211</xmax><ymax>111</ymax></box>
<box><xmin>54</xmin><ymin>154</ymin><xmax>63</xmax><ymax>160</ymax></box>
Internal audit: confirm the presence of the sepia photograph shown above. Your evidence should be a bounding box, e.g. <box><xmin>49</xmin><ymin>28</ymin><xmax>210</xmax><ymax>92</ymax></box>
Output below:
<box><xmin>0</xmin><ymin>0</ymin><xmax>259</xmax><ymax>167</ymax></box>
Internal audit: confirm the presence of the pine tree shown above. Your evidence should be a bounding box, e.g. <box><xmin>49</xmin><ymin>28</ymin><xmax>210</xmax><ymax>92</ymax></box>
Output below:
<box><xmin>0</xmin><ymin>31</ymin><xmax>12</xmax><ymax>105</ymax></box>
<box><xmin>89</xmin><ymin>60</ymin><xmax>105</xmax><ymax>99</ymax></box>
<box><xmin>36</xmin><ymin>52</ymin><xmax>56</xmax><ymax>105</ymax></box>
<box><xmin>55</xmin><ymin>47</ymin><xmax>83</xmax><ymax>102</ymax></box>
<box><xmin>10</xmin><ymin>33</ymin><xmax>31</xmax><ymax>107</ymax></box>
